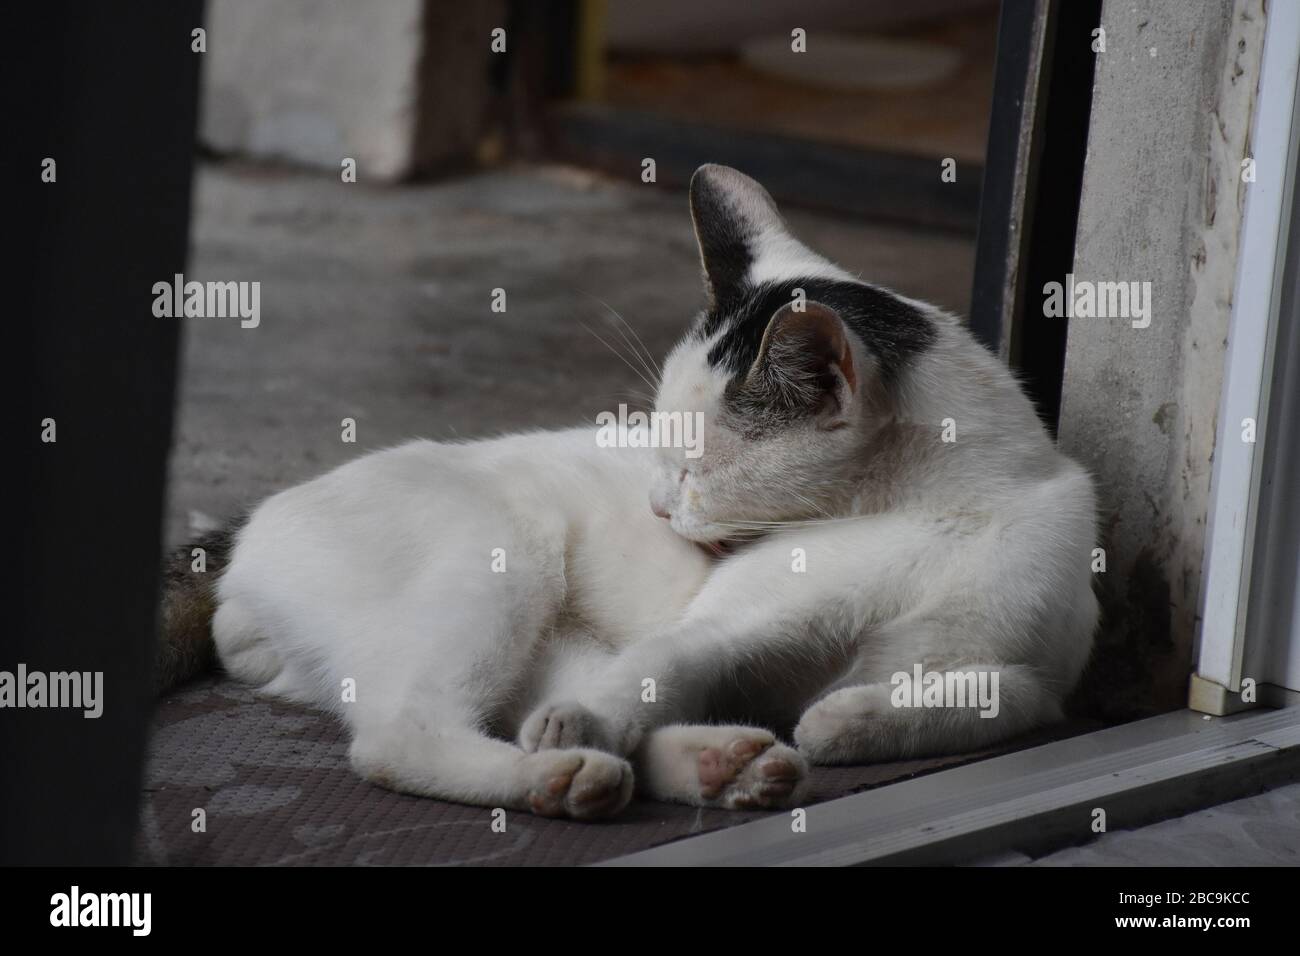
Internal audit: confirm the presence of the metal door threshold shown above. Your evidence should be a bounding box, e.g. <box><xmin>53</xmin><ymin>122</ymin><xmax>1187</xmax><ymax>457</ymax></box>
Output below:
<box><xmin>601</xmin><ymin>707</ymin><xmax>1300</xmax><ymax>866</ymax></box>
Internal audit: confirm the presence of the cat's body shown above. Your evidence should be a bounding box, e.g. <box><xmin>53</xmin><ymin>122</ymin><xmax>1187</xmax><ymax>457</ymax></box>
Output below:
<box><xmin>170</xmin><ymin>166</ymin><xmax>1098</xmax><ymax>819</ymax></box>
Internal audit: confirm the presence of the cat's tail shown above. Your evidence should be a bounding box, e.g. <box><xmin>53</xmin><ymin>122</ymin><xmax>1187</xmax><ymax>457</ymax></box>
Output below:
<box><xmin>156</xmin><ymin>518</ymin><xmax>244</xmax><ymax>694</ymax></box>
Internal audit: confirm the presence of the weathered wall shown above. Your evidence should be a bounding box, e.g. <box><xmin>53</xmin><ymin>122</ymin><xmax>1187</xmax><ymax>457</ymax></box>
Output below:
<box><xmin>1059</xmin><ymin>0</ymin><xmax>1265</xmax><ymax>719</ymax></box>
<box><xmin>199</xmin><ymin>0</ymin><xmax>502</xmax><ymax>180</ymax></box>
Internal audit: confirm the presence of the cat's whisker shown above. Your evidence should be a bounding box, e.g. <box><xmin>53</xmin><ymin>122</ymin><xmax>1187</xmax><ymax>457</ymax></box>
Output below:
<box><xmin>581</xmin><ymin>291</ymin><xmax>662</xmax><ymax>385</ymax></box>
<box><xmin>610</xmin><ymin>312</ymin><xmax>662</xmax><ymax>385</ymax></box>
<box><xmin>601</xmin><ymin>318</ymin><xmax>659</xmax><ymax>391</ymax></box>
<box><xmin>711</xmin><ymin>512</ymin><xmax>867</xmax><ymax>532</ymax></box>
<box><xmin>745</xmin><ymin>473</ymin><xmax>838</xmax><ymax>523</ymax></box>
<box><xmin>577</xmin><ymin>320</ymin><xmax>661</xmax><ymax>395</ymax></box>
<box><xmin>588</xmin><ymin>389</ymin><xmax>656</xmax><ymax>409</ymax></box>
<box><xmin>614</xmin><ymin>388</ymin><xmax>658</xmax><ymax>406</ymax></box>
<box><xmin>785</xmin><ymin>489</ymin><xmax>836</xmax><ymax>522</ymax></box>
<box><xmin>576</xmin><ymin>294</ymin><xmax>659</xmax><ymax>388</ymax></box>
<box><xmin>604</xmin><ymin>311</ymin><xmax>661</xmax><ymax>387</ymax></box>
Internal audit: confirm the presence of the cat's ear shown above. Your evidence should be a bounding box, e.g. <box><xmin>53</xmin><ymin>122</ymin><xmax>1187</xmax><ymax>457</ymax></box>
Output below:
<box><xmin>745</xmin><ymin>301</ymin><xmax>858</xmax><ymax>428</ymax></box>
<box><xmin>689</xmin><ymin>165</ymin><xmax>787</xmax><ymax>309</ymax></box>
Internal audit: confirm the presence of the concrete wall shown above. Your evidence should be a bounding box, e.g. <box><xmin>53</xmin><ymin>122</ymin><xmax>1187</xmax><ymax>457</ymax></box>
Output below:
<box><xmin>199</xmin><ymin>0</ymin><xmax>503</xmax><ymax>180</ymax></box>
<box><xmin>1059</xmin><ymin>0</ymin><xmax>1266</xmax><ymax>719</ymax></box>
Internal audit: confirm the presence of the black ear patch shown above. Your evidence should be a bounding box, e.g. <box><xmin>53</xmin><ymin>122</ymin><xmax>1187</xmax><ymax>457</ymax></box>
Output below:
<box><xmin>729</xmin><ymin>301</ymin><xmax>857</xmax><ymax>422</ymax></box>
<box><xmin>706</xmin><ymin>278</ymin><xmax>936</xmax><ymax>389</ymax></box>
<box><xmin>685</xmin><ymin>166</ymin><xmax>936</xmax><ymax>395</ymax></box>
<box><xmin>689</xmin><ymin>165</ymin><xmax>780</xmax><ymax>312</ymax></box>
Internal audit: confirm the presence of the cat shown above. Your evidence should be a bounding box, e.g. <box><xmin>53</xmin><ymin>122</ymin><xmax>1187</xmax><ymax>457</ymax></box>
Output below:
<box><xmin>161</xmin><ymin>164</ymin><xmax>1099</xmax><ymax>821</ymax></box>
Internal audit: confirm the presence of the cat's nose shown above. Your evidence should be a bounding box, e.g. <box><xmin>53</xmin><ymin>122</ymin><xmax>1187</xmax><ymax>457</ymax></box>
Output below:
<box><xmin>649</xmin><ymin>494</ymin><xmax>671</xmax><ymax>519</ymax></box>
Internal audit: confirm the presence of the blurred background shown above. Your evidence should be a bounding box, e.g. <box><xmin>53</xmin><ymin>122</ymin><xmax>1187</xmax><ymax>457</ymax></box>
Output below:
<box><xmin>171</xmin><ymin>0</ymin><xmax>999</xmax><ymax>542</ymax></box>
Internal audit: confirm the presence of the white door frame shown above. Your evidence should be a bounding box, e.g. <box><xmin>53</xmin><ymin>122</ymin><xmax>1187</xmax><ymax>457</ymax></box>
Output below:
<box><xmin>1192</xmin><ymin>0</ymin><xmax>1300</xmax><ymax>714</ymax></box>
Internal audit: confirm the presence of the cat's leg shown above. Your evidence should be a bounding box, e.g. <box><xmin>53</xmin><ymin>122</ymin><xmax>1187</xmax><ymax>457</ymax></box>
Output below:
<box><xmin>518</xmin><ymin>519</ymin><xmax>915</xmax><ymax>757</ymax></box>
<box><xmin>793</xmin><ymin>512</ymin><xmax>1095</xmax><ymax>765</ymax></box>
<box><xmin>348</xmin><ymin>700</ymin><xmax>633</xmax><ymax>819</ymax></box>
<box><xmin>213</xmin><ymin>597</ymin><xmax>283</xmax><ymax>686</ymax></box>
<box><xmin>517</xmin><ymin>511</ymin><xmax>950</xmax><ymax>757</ymax></box>
<box><xmin>521</xmin><ymin>507</ymin><xmax>1089</xmax><ymax>764</ymax></box>
<box><xmin>335</xmin><ymin>509</ymin><xmax>632</xmax><ymax>818</ymax></box>
<box><xmin>517</xmin><ymin>599</ymin><xmax>847</xmax><ymax>758</ymax></box>
<box><xmin>213</xmin><ymin>596</ymin><xmax>322</xmax><ymax>705</ymax></box>
<box><xmin>793</xmin><ymin>662</ymin><xmax>1058</xmax><ymax>764</ymax></box>
<box><xmin>633</xmin><ymin>724</ymin><xmax>808</xmax><ymax>809</ymax></box>
<box><xmin>341</xmin><ymin>598</ymin><xmax>634</xmax><ymax>818</ymax></box>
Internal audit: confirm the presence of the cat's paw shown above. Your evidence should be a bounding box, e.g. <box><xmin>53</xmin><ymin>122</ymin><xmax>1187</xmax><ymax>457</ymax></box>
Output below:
<box><xmin>521</xmin><ymin>749</ymin><xmax>633</xmax><ymax>820</ymax></box>
<box><xmin>639</xmin><ymin>724</ymin><xmax>808</xmax><ymax>809</ymax></box>
<box><xmin>698</xmin><ymin>731</ymin><xmax>808</xmax><ymax>810</ymax></box>
<box><xmin>519</xmin><ymin>701</ymin><xmax>614</xmax><ymax>753</ymax></box>
<box><xmin>793</xmin><ymin>684</ymin><xmax>892</xmax><ymax>764</ymax></box>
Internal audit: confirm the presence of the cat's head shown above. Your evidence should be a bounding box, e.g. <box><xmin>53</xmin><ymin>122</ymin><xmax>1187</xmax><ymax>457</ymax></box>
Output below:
<box><xmin>648</xmin><ymin>164</ymin><xmax>937</xmax><ymax>545</ymax></box>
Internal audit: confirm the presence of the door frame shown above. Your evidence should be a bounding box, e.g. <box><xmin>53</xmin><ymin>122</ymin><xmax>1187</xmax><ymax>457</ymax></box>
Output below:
<box><xmin>1191</xmin><ymin>0</ymin><xmax>1300</xmax><ymax>715</ymax></box>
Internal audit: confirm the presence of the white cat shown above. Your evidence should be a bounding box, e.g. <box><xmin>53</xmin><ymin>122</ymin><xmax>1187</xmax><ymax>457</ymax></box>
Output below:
<box><xmin>162</xmin><ymin>165</ymin><xmax>1098</xmax><ymax>820</ymax></box>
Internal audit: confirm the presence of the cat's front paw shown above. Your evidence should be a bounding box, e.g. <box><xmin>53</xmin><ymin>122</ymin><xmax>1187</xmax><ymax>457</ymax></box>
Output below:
<box><xmin>521</xmin><ymin>749</ymin><xmax>634</xmax><ymax>820</ymax></box>
<box><xmin>519</xmin><ymin>701</ymin><xmax>615</xmax><ymax>753</ymax></box>
<box><xmin>793</xmin><ymin>684</ymin><xmax>892</xmax><ymax>765</ymax></box>
<box><xmin>637</xmin><ymin>724</ymin><xmax>808</xmax><ymax>810</ymax></box>
<box><xmin>697</xmin><ymin>732</ymin><xmax>807</xmax><ymax>810</ymax></box>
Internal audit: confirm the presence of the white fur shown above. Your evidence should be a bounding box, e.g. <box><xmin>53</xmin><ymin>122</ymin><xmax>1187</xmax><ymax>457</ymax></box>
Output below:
<box><xmin>212</xmin><ymin>168</ymin><xmax>1097</xmax><ymax>819</ymax></box>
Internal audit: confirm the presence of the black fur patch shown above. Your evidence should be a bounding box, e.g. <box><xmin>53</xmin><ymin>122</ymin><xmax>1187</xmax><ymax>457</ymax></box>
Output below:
<box><xmin>157</xmin><ymin>516</ymin><xmax>247</xmax><ymax>694</ymax></box>
<box><xmin>162</xmin><ymin>522</ymin><xmax>241</xmax><ymax>589</ymax></box>
<box><xmin>689</xmin><ymin>174</ymin><xmax>756</xmax><ymax>312</ymax></box>
<box><xmin>700</xmin><ymin>278</ymin><xmax>937</xmax><ymax>387</ymax></box>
